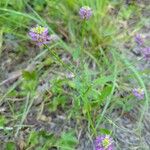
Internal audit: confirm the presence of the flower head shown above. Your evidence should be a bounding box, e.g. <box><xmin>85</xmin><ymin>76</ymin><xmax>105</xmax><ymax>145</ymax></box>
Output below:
<box><xmin>132</xmin><ymin>88</ymin><xmax>144</xmax><ymax>100</ymax></box>
<box><xmin>79</xmin><ymin>6</ymin><xmax>92</xmax><ymax>20</ymax></box>
<box><xmin>142</xmin><ymin>47</ymin><xmax>150</xmax><ymax>59</ymax></box>
<box><xmin>134</xmin><ymin>34</ymin><xmax>144</xmax><ymax>46</ymax></box>
<box><xmin>29</xmin><ymin>25</ymin><xmax>51</xmax><ymax>46</ymax></box>
<box><xmin>95</xmin><ymin>135</ymin><xmax>114</xmax><ymax>150</ymax></box>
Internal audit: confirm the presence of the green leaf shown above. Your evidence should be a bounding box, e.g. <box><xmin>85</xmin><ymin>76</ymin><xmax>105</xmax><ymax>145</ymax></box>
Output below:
<box><xmin>22</xmin><ymin>70</ymin><xmax>37</xmax><ymax>81</ymax></box>
<box><xmin>27</xmin><ymin>131</ymin><xmax>39</xmax><ymax>146</ymax></box>
<box><xmin>0</xmin><ymin>115</ymin><xmax>7</xmax><ymax>126</ymax></box>
<box><xmin>57</xmin><ymin>131</ymin><xmax>78</xmax><ymax>150</ymax></box>
<box><xmin>93</xmin><ymin>75</ymin><xmax>113</xmax><ymax>86</ymax></box>
<box><xmin>99</xmin><ymin>85</ymin><xmax>113</xmax><ymax>101</ymax></box>
<box><xmin>100</xmin><ymin>128</ymin><xmax>111</xmax><ymax>135</ymax></box>
<box><xmin>5</xmin><ymin>142</ymin><xmax>16</xmax><ymax>150</ymax></box>
<box><xmin>72</xmin><ymin>47</ymin><xmax>81</xmax><ymax>60</ymax></box>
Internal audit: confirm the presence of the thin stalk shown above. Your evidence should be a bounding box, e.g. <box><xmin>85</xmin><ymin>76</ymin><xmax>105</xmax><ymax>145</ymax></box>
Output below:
<box><xmin>15</xmin><ymin>92</ymin><xmax>30</xmax><ymax>137</ymax></box>
<box><xmin>95</xmin><ymin>52</ymin><xmax>118</xmax><ymax>130</ymax></box>
<box><xmin>44</xmin><ymin>44</ymin><xmax>78</xmax><ymax>80</ymax></box>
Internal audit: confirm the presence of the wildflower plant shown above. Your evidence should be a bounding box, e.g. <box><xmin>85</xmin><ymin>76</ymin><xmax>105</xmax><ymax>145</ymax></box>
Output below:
<box><xmin>79</xmin><ymin>6</ymin><xmax>92</xmax><ymax>20</ymax></box>
<box><xmin>95</xmin><ymin>135</ymin><xmax>114</xmax><ymax>150</ymax></box>
<box><xmin>142</xmin><ymin>47</ymin><xmax>150</xmax><ymax>59</ymax></box>
<box><xmin>134</xmin><ymin>34</ymin><xmax>144</xmax><ymax>46</ymax></box>
<box><xmin>1</xmin><ymin>0</ymin><xmax>149</xmax><ymax>150</ymax></box>
<box><xmin>132</xmin><ymin>88</ymin><xmax>144</xmax><ymax>100</ymax></box>
<box><xmin>29</xmin><ymin>25</ymin><xmax>51</xmax><ymax>46</ymax></box>
<box><xmin>134</xmin><ymin>33</ymin><xmax>150</xmax><ymax>59</ymax></box>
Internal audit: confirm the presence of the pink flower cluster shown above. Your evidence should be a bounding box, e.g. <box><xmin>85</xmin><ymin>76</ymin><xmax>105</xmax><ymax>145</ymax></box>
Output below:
<box><xmin>95</xmin><ymin>135</ymin><xmax>114</xmax><ymax>150</ymax></box>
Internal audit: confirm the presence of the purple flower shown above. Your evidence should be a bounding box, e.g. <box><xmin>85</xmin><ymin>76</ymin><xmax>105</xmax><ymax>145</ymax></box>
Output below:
<box><xmin>132</xmin><ymin>88</ymin><xmax>144</xmax><ymax>100</ymax></box>
<box><xmin>29</xmin><ymin>25</ymin><xmax>51</xmax><ymax>46</ymax></box>
<box><xmin>95</xmin><ymin>135</ymin><xmax>114</xmax><ymax>150</ymax></box>
<box><xmin>142</xmin><ymin>47</ymin><xmax>150</xmax><ymax>59</ymax></box>
<box><xmin>134</xmin><ymin>34</ymin><xmax>144</xmax><ymax>46</ymax></box>
<box><xmin>79</xmin><ymin>6</ymin><xmax>92</xmax><ymax>20</ymax></box>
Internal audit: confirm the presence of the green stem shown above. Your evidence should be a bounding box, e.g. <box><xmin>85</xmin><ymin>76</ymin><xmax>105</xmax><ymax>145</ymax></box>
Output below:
<box><xmin>45</xmin><ymin>44</ymin><xmax>75</xmax><ymax>76</ymax></box>
<box><xmin>15</xmin><ymin>92</ymin><xmax>30</xmax><ymax>137</ymax></box>
<box><xmin>95</xmin><ymin>52</ymin><xmax>118</xmax><ymax>130</ymax></box>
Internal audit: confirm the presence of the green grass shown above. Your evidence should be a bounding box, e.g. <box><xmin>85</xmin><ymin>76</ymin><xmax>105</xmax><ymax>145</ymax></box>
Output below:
<box><xmin>0</xmin><ymin>0</ymin><xmax>149</xmax><ymax>149</ymax></box>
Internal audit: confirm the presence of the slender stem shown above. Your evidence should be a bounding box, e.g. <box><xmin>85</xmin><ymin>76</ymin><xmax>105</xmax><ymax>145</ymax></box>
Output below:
<box><xmin>15</xmin><ymin>92</ymin><xmax>30</xmax><ymax>137</ymax></box>
<box><xmin>95</xmin><ymin>52</ymin><xmax>118</xmax><ymax>130</ymax></box>
<box><xmin>15</xmin><ymin>93</ymin><xmax>36</xmax><ymax>137</ymax></box>
<box><xmin>45</xmin><ymin>44</ymin><xmax>75</xmax><ymax>76</ymax></box>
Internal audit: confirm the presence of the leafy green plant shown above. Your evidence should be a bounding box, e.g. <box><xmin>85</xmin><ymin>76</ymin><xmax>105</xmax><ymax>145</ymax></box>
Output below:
<box><xmin>57</xmin><ymin>131</ymin><xmax>78</xmax><ymax>150</ymax></box>
<box><xmin>0</xmin><ymin>0</ymin><xmax>149</xmax><ymax>149</ymax></box>
<box><xmin>27</xmin><ymin>130</ymin><xmax>56</xmax><ymax>150</ymax></box>
<box><xmin>5</xmin><ymin>142</ymin><xmax>16</xmax><ymax>150</ymax></box>
<box><xmin>0</xmin><ymin>115</ymin><xmax>7</xmax><ymax>126</ymax></box>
